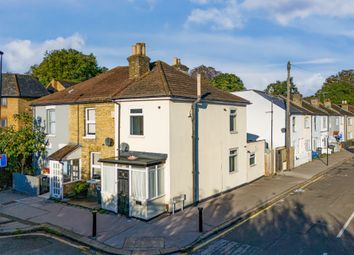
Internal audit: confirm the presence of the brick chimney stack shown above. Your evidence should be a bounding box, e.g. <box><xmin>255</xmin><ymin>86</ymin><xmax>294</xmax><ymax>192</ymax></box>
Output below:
<box><xmin>127</xmin><ymin>43</ymin><xmax>150</xmax><ymax>80</ymax></box>
<box><xmin>172</xmin><ymin>57</ymin><xmax>189</xmax><ymax>74</ymax></box>
<box><xmin>310</xmin><ymin>98</ymin><xmax>320</xmax><ymax>108</ymax></box>
<box><xmin>292</xmin><ymin>94</ymin><xmax>302</xmax><ymax>107</ymax></box>
<box><xmin>324</xmin><ymin>98</ymin><xmax>331</xmax><ymax>108</ymax></box>
<box><xmin>341</xmin><ymin>100</ymin><xmax>349</xmax><ymax>111</ymax></box>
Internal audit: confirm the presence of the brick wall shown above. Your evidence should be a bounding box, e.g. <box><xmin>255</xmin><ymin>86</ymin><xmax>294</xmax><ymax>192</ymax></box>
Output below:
<box><xmin>1</xmin><ymin>98</ymin><xmax>32</xmax><ymax>130</ymax></box>
<box><xmin>69</xmin><ymin>103</ymin><xmax>116</xmax><ymax>180</ymax></box>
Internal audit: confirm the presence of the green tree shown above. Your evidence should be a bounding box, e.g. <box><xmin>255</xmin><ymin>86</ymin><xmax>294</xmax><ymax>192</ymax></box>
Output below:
<box><xmin>190</xmin><ymin>65</ymin><xmax>221</xmax><ymax>80</ymax></box>
<box><xmin>210</xmin><ymin>73</ymin><xmax>245</xmax><ymax>92</ymax></box>
<box><xmin>0</xmin><ymin>113</ymin><xmax>46</xmax><ymax>177</ymax></box>
<box><xmin>315</xmin><ymin>70</ymin><xmax>354</xmax><ymax>105</ymax></box>
<box><xmin>265</xmin><ymin>78</ymin><xmax>299</xmax><ymax>96</ymax></box>
<box><xmin>31</xmin><ymin>49</ymin><xmax>107</xmax><ymax>86</ymax></box>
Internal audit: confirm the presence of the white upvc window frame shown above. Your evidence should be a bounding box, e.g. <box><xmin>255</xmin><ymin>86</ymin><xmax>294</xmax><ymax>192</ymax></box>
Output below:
<box><xmin>229</xmin><ymin>108</ymin><xmax>237</xmax><ymax>133</ymax></box>
<box><xmin>85</xmin><ymin>108</ymin><xmax>96</xmax><ymax>138</ymax></box>
<box><xmin>90</xmin><ymin>152</ymin><xmax>102</xmax><ymax>179</ymax></box>
<box><xmin>348</xmin><ymin>117</ymin><xmax>353</xmax><ymax>126</ymax></box>
<box><xmin>130</xmin><ymin>108</ymin><xmax>144</xmax><ymax>136</ymax></box>
<box><xmin>304</xmin><ymin>117</ymin><xmax>310</xmax><ymax>129</ymax></box>
<box><xmin>229</xmin><ymin>148</ymin><xmax>238</xmax><ymax>173</ymax></box>
<box><xmin>46</xmin><ymin>108</ymin><xmax>56</xmax><ymax>135</ymax></box>
<box><xmin>249</xmin><ymin>152</ymin><xmax>256</xmax><ymax>167</ymax></box>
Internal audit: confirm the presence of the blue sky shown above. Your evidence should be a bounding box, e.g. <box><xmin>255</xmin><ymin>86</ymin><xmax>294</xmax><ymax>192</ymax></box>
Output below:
<box><xmin>1</xmin><ymin>0</ymin><xmax>354</xmax><ymax>95</ymax></box>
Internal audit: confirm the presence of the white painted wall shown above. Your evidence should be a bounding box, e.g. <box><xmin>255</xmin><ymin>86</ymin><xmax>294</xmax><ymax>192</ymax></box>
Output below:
<box><xmin>233</xmin><ymin>91</ymin><xmax>285</xmax><ymax>149</ymax></box>
<box><xmin>118</xmin><ymin>98</ymin><xmax>249</xmax><ymax>207</ymax></box>
<box><xmin>246</xmin><ymin>140</ymin><xmax>265</xmax><ymax>182</ymax></box>
<box><xmin>290</xmin><ymin>115</ymin><xmax>312</xmax><ymax>167</ymax></box>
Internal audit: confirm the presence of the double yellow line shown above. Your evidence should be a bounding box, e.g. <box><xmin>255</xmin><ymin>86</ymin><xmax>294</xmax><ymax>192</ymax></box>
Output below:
<box><xmin>191</xmin><ymin>175</ymin><xmax>325</xmax><ymax>253</ymax></box>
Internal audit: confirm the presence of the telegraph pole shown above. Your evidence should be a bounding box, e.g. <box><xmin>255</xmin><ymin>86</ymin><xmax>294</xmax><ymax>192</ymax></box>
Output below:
<box><xmin>0</xmin><ymin>51</ymin><xmax>3</xmax><ymax>127</ymax></box>
<box><xmin>286</xmin><ymin>61</ymin><xmax>291</xmax><ymax>171</ymax></box>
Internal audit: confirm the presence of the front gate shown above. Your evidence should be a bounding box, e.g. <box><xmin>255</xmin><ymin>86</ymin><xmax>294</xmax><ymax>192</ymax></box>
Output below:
<box><xmin>49</xmin><ymin>160</ymin><xmax>63</xmax><ymax>199</ymax></box>
<box><xmin>118</xmin><ymin>169</ymin><xmax>129</xmax><ymax>216</ymax></box>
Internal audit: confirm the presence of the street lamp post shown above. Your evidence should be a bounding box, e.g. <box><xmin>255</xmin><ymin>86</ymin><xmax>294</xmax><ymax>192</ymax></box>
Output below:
<box><xmin>0</xmin><ymin>51</ymin><xmax>3</xmax><ymax>128</ymax></box>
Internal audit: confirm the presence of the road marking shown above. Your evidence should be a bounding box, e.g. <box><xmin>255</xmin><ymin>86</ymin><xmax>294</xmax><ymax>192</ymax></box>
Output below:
<box><xmin>337</xmin><ymin>211</ymin><xmax>354</xmax><ymax>238</ymax></box>
<box><xmin>191</xmin><ymin>175</ymin><xmax>325</xmax><ymax>252</ymax></box>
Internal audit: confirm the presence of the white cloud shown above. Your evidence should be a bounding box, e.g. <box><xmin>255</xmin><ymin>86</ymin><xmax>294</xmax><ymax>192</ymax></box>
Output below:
<box><xmin>3</xmin><ymin>33</ymin><xmax>84</xmax><ymax>73</ymax></box>
<box><xmin>186</xmin><ymin>0</ymin><xmax>243</xmax><ymax>30</ymax></box>
<box><xmin>242</xmin><ymin>0</ymin><xmax>354</xmax><ymax>25</ymax></box>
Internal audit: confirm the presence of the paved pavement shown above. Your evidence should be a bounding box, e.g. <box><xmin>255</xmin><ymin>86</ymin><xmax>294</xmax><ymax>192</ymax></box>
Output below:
<box><xmin>0</xmin><ymin>235</ymin><xmax>91</xmax><ymax>255</ymax></box>
<box><xmin>192</xmin><ymin>157</ymin><xmax>354</xmax><ymax>255</ymax></box>
<box><xmin>0</xmin><ymin>150</ymin><xmax>351</xmax><ymax>254</ymax></box>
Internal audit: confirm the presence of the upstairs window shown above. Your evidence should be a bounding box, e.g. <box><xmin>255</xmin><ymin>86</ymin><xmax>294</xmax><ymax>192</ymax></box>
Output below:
<box><xmin>230</xmin><ymin>109</ymin><xmax>237</xmax><ymax>133</ymax></box>
<box><xmin>85</xmin><ymin>108</ymin><xmax>96</xmax><ymax>136</ymax></box>
<box><xmin>292</xmin><ymin>116</ymin><xmax>296</xmax><ymax>132</ymax></box>
<box><xmin>348</xmin><ymin>117</ymin><xmax>353</xmax><ymax>126</ymax></box>
<box><xmin>130</xmin><ymin>108</ymin><xmax>144</xmax><ymax>136</ymax></box>
<box><xmin>229</xmin><ymin>149</ymin><xmax>238</xmax><ymax>173</ymax></box>
<box><xmin>304</xmin><ymin>117</ymin><xmax>310</xmax><ymax>129</ymax></box>
<box><xmin>314</xmin><ymin>117</ymin><xmax>317</xmax><ymax>131</ymax></box>
<box><xmin>322</xmin><ymin>116</ymin><xmax>327</xmax><ymax>129</ymax></box>
<box><xmin>0</xmin><ymin>118</ymin><xmax>7</xmax><ymax>128</ymax></box>
<box><xmin>1</xmin><ymin>98</ymin><xmax>7</xmax><ymax>107</ymax></box>
<box><xmin>46</xmin><ymin>109</ymin><xmax>56</xmax><ymax>135</ymax></box>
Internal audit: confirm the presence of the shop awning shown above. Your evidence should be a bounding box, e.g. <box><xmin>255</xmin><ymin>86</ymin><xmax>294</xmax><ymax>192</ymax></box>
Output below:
<box><xmin>99</xmin><ymin>151</ymin><xmax>167</xmax><ymax>167</ymax></box>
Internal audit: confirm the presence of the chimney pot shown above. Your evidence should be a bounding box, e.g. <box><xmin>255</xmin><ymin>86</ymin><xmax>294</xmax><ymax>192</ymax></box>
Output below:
<box><xmin>324</xmin><ymin>98</ymin><xmax>331</xmax><ymax>108</ymax></box>
<box><xmin>292</xmin><ymin>94</ymin><xmax>302</xmax><ymax>107</ymax></box>
<box><xmin>128</xmin><ymin>42</ymin><xmax>150</xmax><ymax>79</ymax></box>
<box><xmin>310</xmin><ymin>98</ymin><xmax>320</xmax><ymax>108</ymax></box>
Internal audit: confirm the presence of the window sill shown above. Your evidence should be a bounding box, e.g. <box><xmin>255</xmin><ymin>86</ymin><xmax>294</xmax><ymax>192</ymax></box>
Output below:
<box><xmin>129</xmin><ymin>135</ymin><xmax>145</xmax><ymax>138</ymax></box>
<box><xmin>229</xmin><ymin>170</ymin><xmax>239</xmax><ymax>175</ymax></box>
<box><xmin>147</xmin><ymin>194</ymin><xmax>165</xmax><ymax>202</ymax></box>
<box><xmin>230</xmin><ymin>131</ymin><xmax>238</xmax><ymax>134</ymax></box>
<box><xmin>47</xmin><ymin>134</ymin><xmax>56</xmax><ymax>138</ymax></box>
<box><xmin>83</xmin><ymin>136</ymin><xmax>96</xmax><ymax>140</ymax></box>
<box><xmin>249</xmin><ymin>164</ymin><xmax>256</xmax><ymax>167</ymax></box>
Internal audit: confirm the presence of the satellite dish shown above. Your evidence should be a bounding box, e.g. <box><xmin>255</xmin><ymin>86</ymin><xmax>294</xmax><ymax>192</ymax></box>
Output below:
<box><xmin>120</xmin><ymin>142</ymin><xmax>130</xmax><ymax>152</ymax></box>
<box><xmin>104</xmin><ymin>137</ymin><xmax>114</xmax><ymax>147</ymax></box>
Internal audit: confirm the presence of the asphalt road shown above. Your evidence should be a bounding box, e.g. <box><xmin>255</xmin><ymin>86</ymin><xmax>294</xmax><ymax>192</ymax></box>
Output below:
<box><xmin>192</xmin><ymin>157</ymin><xmax>354</xmax><ymax>255</ymax></box>
<box><xmin>0</xmin><ymin>235</ymin><xmax>95</xmax><ymax>255</ymax></box>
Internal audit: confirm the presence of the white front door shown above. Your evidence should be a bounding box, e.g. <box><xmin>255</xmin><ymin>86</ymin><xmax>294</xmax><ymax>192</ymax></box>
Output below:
<box><xmin>101</xmin><ymin>164</ymin><xmax>118</xmax><ymax>213</ymax></box>
<box><xmin>50</xmin><ymin>161</ymin><xmax>63</xmax><ymax>199</ymax></box>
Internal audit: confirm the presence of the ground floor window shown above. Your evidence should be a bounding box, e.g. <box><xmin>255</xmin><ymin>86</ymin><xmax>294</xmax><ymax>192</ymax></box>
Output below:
<box><xmin>63</xmin><ymin>159</ymin><xmax>80</xmax><ymax>183</ymax></box>
<box><xmin>131</xmin><ymin>165</ymin><xmax>164</xmax><ymax>201</ymax></box>
<box><xmin>249</xmin><ymin>152</ymin><xmax>256</xmax><ymax>166</ymax></box>
<box><xmin>229</xmin><ymin>149</ymin><xmax>238</xmax><ymax>173</ymax></box>
<box><xmin>91</xmin><ymin>152</ymin><xmax>102</xmax><ymax>179</ymax></box>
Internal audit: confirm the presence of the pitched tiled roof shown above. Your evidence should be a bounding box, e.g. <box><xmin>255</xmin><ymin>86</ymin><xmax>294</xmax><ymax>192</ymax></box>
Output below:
<box><xmin>331</xmin><ymin>104</ymin><xmax>354</xmax><ymax>116</ymax></box>
<box><xmin>1</xmin><ymin>73</ymin><xmax>48</xmax><ymax>98</ymax></box>
<box><xmin>32</xmin><ymin>61</ymin><xmax>250</xmax><ymax>106</ymax></box>
<box><xmin>32</xmin><ymin>66</ymin><xmax>131</xmax><ymax>106</ymax></box>
<box><xmin>48</xmin><ymin>144</ymin><xmax>81</xmax><ymax>161</ymax></box>
<box><xmin>252</xmin><ymin>90</ymin><xmax>305</xmax><ymax>114</ymax></box>
<box><xmin>318</xmin><ymin>104</ymin><xmax>341</xmax><ymax>116</ymax></box>
<box><xmin>113</xmin><ymin>61</ymin><xmax>250</xmax><ymax>104</ymax></box>
<box><xmin>301</xmin><ymin>100</ymin><xmax>327</xmax><ymax>116</ymax></box>
<box><xmin>59</xmin><ymin>80</ymin><xmax>77</xmax><ymax>88</ymax></box>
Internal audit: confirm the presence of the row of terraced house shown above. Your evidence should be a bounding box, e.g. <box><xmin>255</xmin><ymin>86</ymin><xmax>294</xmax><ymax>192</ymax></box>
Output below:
<box><xmin>2</xmin><ymin>43</ymin><xmax>353</xmax><ymax>220</ymax></box>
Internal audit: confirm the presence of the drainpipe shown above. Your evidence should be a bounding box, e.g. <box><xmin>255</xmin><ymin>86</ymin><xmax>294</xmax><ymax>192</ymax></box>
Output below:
<box><xmin>192</xmin><ymin>74</ymin><xmax>202</xmax><ymax>206</ymax></box>
<box><xmin>113</xmin><ymin>101</ymin><xmax>121</xmax><ymax>157</ymax></box>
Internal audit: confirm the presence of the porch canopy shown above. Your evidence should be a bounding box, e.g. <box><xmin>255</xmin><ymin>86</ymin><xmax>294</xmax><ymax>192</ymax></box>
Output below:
<box><xmin>99</xmin><ymin>151</ymin><xmax>167</xmax><ymax>166</ymax></box>
<box><xmin>48</xmin><ymin>144</ymin><xmax>81</xmax><ymax>161</ymax></box>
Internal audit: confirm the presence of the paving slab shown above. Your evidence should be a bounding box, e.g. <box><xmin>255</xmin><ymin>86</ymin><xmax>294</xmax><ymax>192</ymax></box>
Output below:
<box><xmin>0</xmin><ymin>203</ymin><xmax>48</xmax><ymax>220</ymax></box>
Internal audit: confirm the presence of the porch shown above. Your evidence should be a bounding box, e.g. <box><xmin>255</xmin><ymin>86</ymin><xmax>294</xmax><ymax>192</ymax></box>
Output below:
<box><xmin>100</xmin><ymin>151</ymin><xmax>167</xmax><ymax>220</ymax></box>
